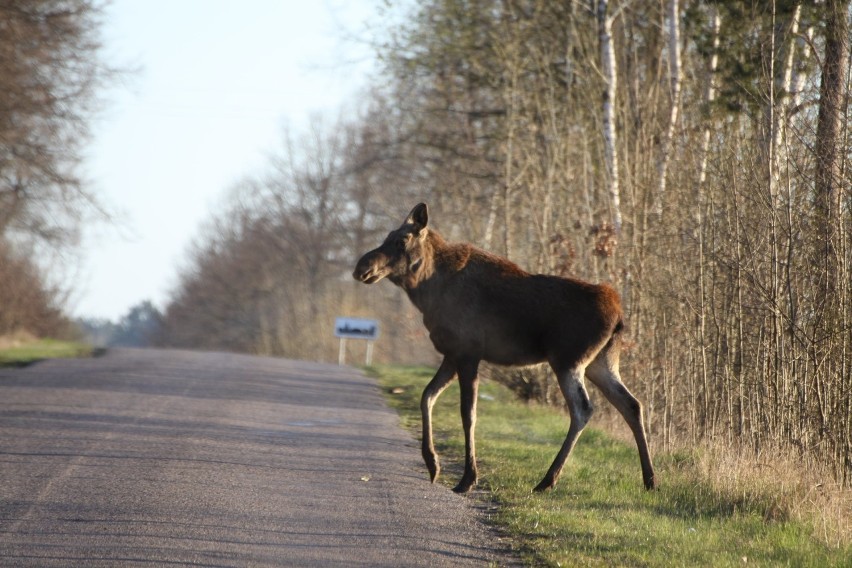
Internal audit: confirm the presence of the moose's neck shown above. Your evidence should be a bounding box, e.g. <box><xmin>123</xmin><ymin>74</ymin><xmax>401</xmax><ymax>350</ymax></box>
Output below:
<box><xmin>395</xmin><ymin>230</ymin><xmax>436</xmax><ymax>288</ymax></box>
<box><xmin>402</xmin><ymin>230</ymin><xmax>467</xmax><ymax>314</ymax></box>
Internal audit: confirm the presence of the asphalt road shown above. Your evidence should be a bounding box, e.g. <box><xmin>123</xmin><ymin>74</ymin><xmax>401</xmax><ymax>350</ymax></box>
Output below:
<box><xmin>0</xmin><ymin>349</ymin><xmax>510</xmax><ymax>567</ymax></box>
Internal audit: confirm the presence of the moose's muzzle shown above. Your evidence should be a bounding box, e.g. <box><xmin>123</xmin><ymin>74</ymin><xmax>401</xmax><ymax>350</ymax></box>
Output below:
<box><xmin>353</xmin><ymin>251</ymin><xmax>388</xmax><ymax>284</ymax></box>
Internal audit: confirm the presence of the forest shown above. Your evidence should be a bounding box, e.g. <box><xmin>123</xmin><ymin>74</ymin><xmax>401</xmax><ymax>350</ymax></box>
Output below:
<box><xmin>152</xmin><ymin>0</ymin><xmax>851</xmax><ymax>486</ymax></box>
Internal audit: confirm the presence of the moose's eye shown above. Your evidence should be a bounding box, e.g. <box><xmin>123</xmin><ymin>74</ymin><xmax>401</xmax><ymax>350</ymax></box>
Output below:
<box><xmin>395</xmin><ymin>237</ymin><xmax>407</xmax><ymax>251</ymax></box>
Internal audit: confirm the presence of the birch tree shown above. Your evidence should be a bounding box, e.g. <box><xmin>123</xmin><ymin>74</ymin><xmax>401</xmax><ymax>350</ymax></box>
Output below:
<box><xmin>768</xmin><ymin>2</ymin><xmax>802</xmax><ymax>188</ymax></box>
<box><xmin>654</xmin><ymin>0</ymin><xmax>683</xmax><ymax>217</ymax></box>
<box><xmin>597</xmin><ymin>0</ymin><xmax>622</xmax><ymax>232</ymax></box>
<box><xmin>696</xmin><ymin>7</ymin><xmax>721</xmax><ymax>201</ymax></box>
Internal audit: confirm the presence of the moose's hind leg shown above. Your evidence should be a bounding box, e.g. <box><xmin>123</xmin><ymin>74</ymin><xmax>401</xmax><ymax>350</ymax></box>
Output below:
<box><xmin>534</xmin><ymin>363</ymin><xmax>593</xmax><ymax>492</ymax></box>
<box><xmin>586</xmin><ymin>356</ymin><xmax>656</xmax><ymax>490</ymax></box>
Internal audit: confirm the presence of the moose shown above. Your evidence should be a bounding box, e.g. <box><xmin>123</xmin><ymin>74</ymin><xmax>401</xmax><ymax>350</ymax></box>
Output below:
<box><xmin>353</xmin><ymin>203</ymin><xmax>655</xmax><ymax>493</ymax></box>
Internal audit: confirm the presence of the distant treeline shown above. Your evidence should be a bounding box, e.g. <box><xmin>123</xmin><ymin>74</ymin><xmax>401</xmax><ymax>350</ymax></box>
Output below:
<box><xmin>77</xmin><ymin>301</ymin><xmax>163</xmax><ymax>348</ymax></box>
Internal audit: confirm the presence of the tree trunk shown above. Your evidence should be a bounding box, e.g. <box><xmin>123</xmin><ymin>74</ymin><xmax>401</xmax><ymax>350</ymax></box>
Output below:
<box><xmin>654</xmin><ymin>0</ymin><xmax>683</xmax><ymax>217</ymax></box>
<box><xmin>696</xmin><ymin>5</ymin><xmax>721</xmax><ymax>442</ymax></box>
<box><xmin>769</xmin><ymin>3</ymin><xmax>802</xmax><ymax>188</ymax></box>
<box><xmin>598</xmin><ymin>0</ymin><xmax>623</xmax><ymax>233</ymax></box>
<box><xmin>814</xmin><ymin>0</ymin><xmax>849</xmax><ymax>295</ymax></box>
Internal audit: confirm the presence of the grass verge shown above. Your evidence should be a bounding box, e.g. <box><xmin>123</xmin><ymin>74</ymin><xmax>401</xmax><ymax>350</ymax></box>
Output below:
<box><xmin>368</xmin><ymin>365</ymin><xmax>851</xmax><ymax>567</ymax></box>
<box><xmin>0</xmin><ymin>338</ymin><xmax>94</xmax><ymax>367</ymax></box>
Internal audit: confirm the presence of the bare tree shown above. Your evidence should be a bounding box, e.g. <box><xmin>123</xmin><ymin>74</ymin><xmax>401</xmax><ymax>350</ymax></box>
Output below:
<box><xmin>0</xmin><ymin>0</ymin><xmax>115</xmax><ymax>337</ymax></box>
<box><xmin>0</xmin><ymin>0</ymin><xmax>113</xmax><ymax>248</ymax></box>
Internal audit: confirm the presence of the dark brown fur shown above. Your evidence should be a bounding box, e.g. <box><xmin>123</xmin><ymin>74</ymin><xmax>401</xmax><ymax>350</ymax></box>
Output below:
<box><xmin>354</xmin><ymin>204</ymin><xmax>655</xmax><ymax>493</ymax></box>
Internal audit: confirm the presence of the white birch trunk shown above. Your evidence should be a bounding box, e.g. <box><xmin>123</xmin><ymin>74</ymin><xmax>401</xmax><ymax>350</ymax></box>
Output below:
<box><xmin>696</xmin><ymin>8</ymin><xmax>721</xmax><ymax>201</ymax></box>
<box><xmin>695</xmin><ymin>7</ymin><xmax>721</xmax><ymax>432</ymax></box>
<box><xmin>654</xmin><ymin>0</ymin><xmax>683</xmax><ymax>217</ymax></box>
<box><xmin>503</xmin><ymin>61</ymin><xmax>520</xmax><ymax>260</ymax></box>
<box><xmin>597</xmin><ymin>0</ymin><xmax>622</xmax><ymax>232</ymax></box>
<box><xmin>773</xmin><ymin>4</ymin><xmax>801</xmax><ymax>149</ymax></box>
<box><xmin>769</xmin><ymin>3</ymin><xmax>802</xmax><ymax>198</ymax></box>
<box><xmin>483</xmin><ymin>186</ymin><xmax>499</xmax><ymax>249</ymax></box>
<box><xmin>790</xmin><ymin>23</ymin><xmax>815</xmax><ymax>110</ymax></box>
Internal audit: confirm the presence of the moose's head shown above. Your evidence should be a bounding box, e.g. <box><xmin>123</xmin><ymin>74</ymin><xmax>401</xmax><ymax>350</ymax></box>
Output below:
<box><xmin>353</xmin><ymin>203</ymin><xmax>430</xmax><ymax>286</ymax></box>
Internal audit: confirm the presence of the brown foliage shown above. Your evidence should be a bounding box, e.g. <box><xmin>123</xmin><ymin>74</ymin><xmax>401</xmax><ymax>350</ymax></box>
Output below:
<box><xmin>0</xmin><ymin>240</ymin><xmax>67</xmax><ymax>337</ymax></box>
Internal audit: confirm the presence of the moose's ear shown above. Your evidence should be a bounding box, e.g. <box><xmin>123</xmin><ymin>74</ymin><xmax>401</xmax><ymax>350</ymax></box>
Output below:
<box><xmin>405</xmin><ymin>203</ymin><xmax>429</xmax><ymax>230</ymax></box>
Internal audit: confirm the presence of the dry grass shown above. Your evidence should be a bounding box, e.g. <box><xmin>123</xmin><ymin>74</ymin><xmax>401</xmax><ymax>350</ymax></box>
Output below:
<box><xmin>587</xmin><ymin>391</ymin><xmax>851</xmax><ymax>550</ymax></box>
<box><xmin>677</xmin><ymin>440</ymin><xmax>852</xmax><ymax>548</ymax></box>
<box><xmin>0</xmin><ymin>330</ymin><xmax>39</xmax><ymax>349</ymax></box>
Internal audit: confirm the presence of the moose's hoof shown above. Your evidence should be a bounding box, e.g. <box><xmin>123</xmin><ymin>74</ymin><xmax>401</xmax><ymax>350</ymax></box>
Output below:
<box><xmin>533</xmin><ymin>478</ymin><xmax>555</xmax><ymax>493</ymax></box>
<box><xmin>452</xmin><ymin>475</ymin><xmax>477</xmax><ymax>494</ymax></box>
<box><xmin>423</xmin><ymin>453</ymin><xmax>440</xmax><ymax>483</ymax></box>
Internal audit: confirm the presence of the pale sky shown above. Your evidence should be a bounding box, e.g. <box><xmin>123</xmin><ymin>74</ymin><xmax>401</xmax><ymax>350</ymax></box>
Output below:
<box><xmin>73</xmin><ymin>0</ymin><xmax>377</xmax><ymax>321</ymax></box>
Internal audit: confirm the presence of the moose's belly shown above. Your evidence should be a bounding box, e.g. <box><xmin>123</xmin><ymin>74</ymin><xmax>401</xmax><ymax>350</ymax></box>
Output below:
<box><xmin>427</xmin><ymin>322</ymin><xmax>548</xmax><ymax>366</ymax></box>
<box><xmin>482</xmin><ymin>330</ymin><xmax>548</xmax><ymax>366</ymax></box>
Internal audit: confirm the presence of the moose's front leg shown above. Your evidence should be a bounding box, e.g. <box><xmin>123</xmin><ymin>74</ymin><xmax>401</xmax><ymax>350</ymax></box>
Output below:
<box><xmin>420</xmin><ymin>359</ymin><xmax>457</xmax><ymax>483</ymax></box>
<box><xmin>454</xmin><ymin>359</ymin><xmax>481</xmax><ymax>493</ymax></box>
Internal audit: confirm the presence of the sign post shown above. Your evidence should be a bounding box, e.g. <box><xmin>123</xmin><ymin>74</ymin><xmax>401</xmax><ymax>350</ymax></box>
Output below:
<box><xmin>334</xmin><ymin>317</ymin><xmax>379</xmax><ymax>365</ymax></box>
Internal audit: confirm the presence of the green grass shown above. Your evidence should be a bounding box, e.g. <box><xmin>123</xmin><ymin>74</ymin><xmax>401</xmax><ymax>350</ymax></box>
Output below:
<box><xmin>0</xmin><ymin>338</ymin><xmax>94</xmax><ymax>367</ymax></box>
<box><xmin>369</xmin><ymin>365</ymin><xmax>852</xmax><ymax>567</ymax></box>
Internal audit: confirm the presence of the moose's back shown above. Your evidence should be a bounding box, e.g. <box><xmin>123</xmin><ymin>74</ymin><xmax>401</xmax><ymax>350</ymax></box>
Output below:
<box><xmin>410</xmin><ymin>243</ymin><xmax>623</xmax><ymax>367</ymax></box>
